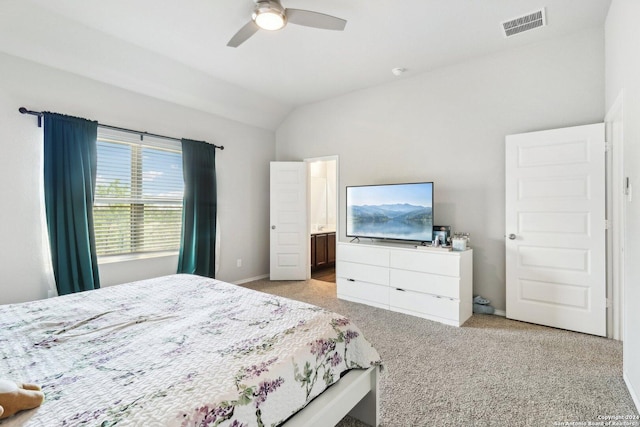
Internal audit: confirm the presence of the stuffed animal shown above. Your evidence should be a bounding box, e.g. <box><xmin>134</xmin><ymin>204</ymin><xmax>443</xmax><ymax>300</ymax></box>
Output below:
<box><xmin>0</xmin><ymin>379</ymin><xmax>45</xmax><ymax>420</ymax></box>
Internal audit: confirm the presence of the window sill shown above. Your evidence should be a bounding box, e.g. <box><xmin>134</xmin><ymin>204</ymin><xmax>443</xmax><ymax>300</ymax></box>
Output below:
<box><xmin>98</xmin><ymin>251</ymin><xmax>179</xmax><ymax>265</ymax></box>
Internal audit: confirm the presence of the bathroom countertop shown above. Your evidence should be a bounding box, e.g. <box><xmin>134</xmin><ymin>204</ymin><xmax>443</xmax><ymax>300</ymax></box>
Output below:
<box><xmin>310</xmin><ymin>229</ymin><xmax>336</xmax><ymax>235</ymax></box>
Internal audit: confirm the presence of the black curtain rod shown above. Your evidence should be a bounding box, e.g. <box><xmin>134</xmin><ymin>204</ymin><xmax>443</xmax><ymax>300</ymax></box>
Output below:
<box><xmin>18</xmin><ymin>107</ymin><xmax>224</xmax><ymax>150</ymax></box>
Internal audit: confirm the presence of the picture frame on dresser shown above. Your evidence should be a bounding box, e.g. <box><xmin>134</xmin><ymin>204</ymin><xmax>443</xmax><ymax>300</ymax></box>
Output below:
<box><xmin>432</xmin><ymin>225</ymin><xmax>451</xmax><ymax>246</ymax></box>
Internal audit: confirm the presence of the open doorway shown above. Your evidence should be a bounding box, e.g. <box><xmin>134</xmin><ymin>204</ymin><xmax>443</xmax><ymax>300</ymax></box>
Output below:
<box><xmin>306</xmin><ymin>156</ymin><xmax>338</xmax><ymax>283</ymax></box>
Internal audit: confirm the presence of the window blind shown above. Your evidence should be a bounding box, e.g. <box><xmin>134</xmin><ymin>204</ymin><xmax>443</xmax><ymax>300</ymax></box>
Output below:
<box><xmin>94</xmin><ymin>129</ymin><xmax>184</xmax><ymax>257</ymax></box>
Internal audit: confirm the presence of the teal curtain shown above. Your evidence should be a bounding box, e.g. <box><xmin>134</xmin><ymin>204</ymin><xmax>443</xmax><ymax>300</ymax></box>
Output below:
<box><xmin>43</xmin><ymin>112</ymin><xmax>100</xmax><ymax>295</ymax></box>
<box><xmin>177</xmin><ymin>139</ymin><xmax>217</xmax><ymax>278</ymax></box>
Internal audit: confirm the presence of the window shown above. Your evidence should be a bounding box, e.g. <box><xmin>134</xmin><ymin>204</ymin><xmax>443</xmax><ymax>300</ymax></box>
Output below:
<box><xmin>93</xmin><ymin>129</ymin><xmax>184</xmax><ymax>257</ymax></box>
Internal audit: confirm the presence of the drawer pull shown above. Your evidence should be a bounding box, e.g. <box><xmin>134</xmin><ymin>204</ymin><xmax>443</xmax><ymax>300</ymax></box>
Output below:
<box><xmin>395</xmin><ymin>288</ymin><xmax>406</xmax><ymax>292</ymax></box>
<box><xmin>347</xmin><ymin>278</ymin><xmax>355</xmax><ymax>282</ymax></box>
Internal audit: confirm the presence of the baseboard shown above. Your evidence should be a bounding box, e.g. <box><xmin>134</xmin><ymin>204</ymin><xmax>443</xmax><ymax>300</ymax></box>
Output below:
<box><xmin>233</xmin><ymin>274</ymin><xmax>269</xmax><ymax>285</ymax></box>
<box><xmin>624</xmin><ymin>371</ymin><xmax>640</xmax><ymax>413</ymax></box>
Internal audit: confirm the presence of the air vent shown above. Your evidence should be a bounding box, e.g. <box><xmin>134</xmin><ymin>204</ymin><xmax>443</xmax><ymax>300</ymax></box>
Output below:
<box><xmin>501</xmin><ymin>8</ymin><xmax>546</xmax><ymax>37</ymax></box>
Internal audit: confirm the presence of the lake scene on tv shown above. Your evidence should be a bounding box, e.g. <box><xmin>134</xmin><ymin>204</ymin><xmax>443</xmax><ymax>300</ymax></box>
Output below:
<box><xmin>347</xmin><ymin>183</ymin><xmax>433</xmax><ymax>242</ymax></box>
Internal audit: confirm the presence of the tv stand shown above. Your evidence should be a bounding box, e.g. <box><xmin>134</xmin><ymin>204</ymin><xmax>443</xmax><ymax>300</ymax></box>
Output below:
<box><xmin>336</xmin><ymin>242</ymin><xmax>473</xmax><ymax>326</ymax></box>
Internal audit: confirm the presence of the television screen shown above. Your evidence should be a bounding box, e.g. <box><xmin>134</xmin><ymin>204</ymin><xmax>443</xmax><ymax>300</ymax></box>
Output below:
<box><xmin>346</xmin><ymin>182</ymin><xmax>434</xmax><ymax>243</ymax></box>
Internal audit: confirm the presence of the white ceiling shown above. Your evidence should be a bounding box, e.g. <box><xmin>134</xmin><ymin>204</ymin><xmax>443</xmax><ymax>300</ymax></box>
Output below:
<box><xmin>0</xmin><ymin>0</ymin><xmax>611</xmax><ymax>129</ymax></box>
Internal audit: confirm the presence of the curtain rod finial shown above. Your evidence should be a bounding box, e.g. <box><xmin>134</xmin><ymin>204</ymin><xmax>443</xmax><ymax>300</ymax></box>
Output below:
<box><xmin>18</xmin><ymin>107</ymin><xmax>28</xmax><ymax>114</ymax></box>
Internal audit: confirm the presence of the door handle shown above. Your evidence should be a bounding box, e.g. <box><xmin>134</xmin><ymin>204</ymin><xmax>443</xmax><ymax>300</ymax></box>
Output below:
<box><xmin>508</xmin><ymin>234</ymin><xmax>516</xmax><ymax>240</ymax></box>
<box><xmin>271</xmin><ymin>225</ymin><xmax>276</xmax><ymax>230</ymax></box>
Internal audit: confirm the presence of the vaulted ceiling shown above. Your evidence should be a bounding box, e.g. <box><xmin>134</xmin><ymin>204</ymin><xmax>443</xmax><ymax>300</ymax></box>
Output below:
<box><xmin>0</xmin><ymin>0</ymin><xmax>611</xmax><ymax>130</ymax></box>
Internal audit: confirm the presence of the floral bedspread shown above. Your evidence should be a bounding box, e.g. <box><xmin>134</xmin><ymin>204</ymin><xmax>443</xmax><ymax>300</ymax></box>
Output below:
<box><xmin>0</xmin><ymin>274</ymin><xmax>381</xmax><ymax>426</ymax></box>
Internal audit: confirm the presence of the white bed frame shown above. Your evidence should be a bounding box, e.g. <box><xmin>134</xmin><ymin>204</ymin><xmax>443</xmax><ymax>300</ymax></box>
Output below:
<box><xmin>284</xmin><ymin>365</ymin><xmax>380</xmax><ymax>427</ymax></box>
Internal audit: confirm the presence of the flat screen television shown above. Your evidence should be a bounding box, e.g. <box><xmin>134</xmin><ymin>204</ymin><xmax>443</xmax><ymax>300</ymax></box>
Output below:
<box><xmin>346</xmin><ymin>182</ymin><xmax>434</xmax><ymax>243</ymax></box>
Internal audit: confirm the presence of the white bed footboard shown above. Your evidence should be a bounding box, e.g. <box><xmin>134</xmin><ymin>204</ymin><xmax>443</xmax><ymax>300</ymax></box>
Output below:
<box><xmin>284</xmin><ymin>365</ymin><xmax>380</xmax><ymax>427</ymax></box>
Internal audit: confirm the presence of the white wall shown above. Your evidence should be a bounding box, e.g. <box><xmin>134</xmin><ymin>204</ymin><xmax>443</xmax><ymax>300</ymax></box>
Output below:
<box><xmin>276</xmin><ymin>28</ymin><xmax>605</xmax><ymax>312</ymax></box>
<box><xmin>309</xmin><ymin>159</ymin><xmax>337</xmax><ymax>231</ymax></box>
<box><xmin>605</xmin><ymin>0</ymin><xmax>640</xmax><ymax>411</ymax></box>
<box><xmin>0</xmin><ymin>52</ymin><xmax>274</xmax><ymax>304</ymax></box>
<box><xmin>309</xmin><ymin>161</ymin><xmax>329</xmax><ymax>229</ymax></box>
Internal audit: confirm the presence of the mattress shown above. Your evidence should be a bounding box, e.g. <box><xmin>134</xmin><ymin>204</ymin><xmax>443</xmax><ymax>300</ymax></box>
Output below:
<box><xmin>0</xmin><ymin>274</ymin><xmax>381</xmax><ymax>426</ymax></box>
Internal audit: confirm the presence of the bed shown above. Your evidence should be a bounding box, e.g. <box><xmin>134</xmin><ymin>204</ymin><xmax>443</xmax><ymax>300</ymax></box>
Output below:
<box><xmin>0</xmin><ymin>274</ymin><xmax>381</xmax><ymax>426</ymax></box>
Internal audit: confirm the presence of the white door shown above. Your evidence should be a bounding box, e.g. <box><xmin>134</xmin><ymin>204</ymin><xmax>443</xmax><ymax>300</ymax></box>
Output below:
<box><xmin>270</xmin><ymin>162</ymin><xmax>308</xmax><ymax>280</ymax></box>
<box><xmin>505</xmin><ymin>123</ymin><xmax>606</xmax><ymax>336</ymax></box>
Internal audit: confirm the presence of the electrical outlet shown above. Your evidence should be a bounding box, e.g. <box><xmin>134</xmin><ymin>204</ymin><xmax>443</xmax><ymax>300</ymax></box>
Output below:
<box><xmin>236</xmin><ymin>259</ymin><xmax>242</xmax><ymax>268</ymax></box>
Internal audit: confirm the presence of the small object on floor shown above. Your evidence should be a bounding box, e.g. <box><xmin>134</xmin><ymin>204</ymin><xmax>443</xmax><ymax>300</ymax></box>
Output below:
<box><xmin>472</xmin><ymin>295</ymin><xmax>495</xmax><ymax>314</ymax></box>
<box><xmin>473</xmin><ymin>295</ymin><xmax>490</xmax><ymax>305</ymax></box>
<box><xmin>473</xmin><ymin>303</ymin><xmax>495</xmax><ymax>314</ymax></box>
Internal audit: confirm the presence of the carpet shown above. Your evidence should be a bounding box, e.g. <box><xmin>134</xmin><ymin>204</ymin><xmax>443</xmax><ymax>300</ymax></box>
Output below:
<box><xmin>240</xmin><ymin>278</ymin><xmax>639</xmax><ymax>427</ymax></box>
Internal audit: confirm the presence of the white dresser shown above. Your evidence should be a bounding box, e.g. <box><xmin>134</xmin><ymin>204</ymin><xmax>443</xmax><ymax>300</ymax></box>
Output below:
<box><xmin>336</xmin><ymin>242</ymin><xmax>473</xmax><ymax>326</ymax></box>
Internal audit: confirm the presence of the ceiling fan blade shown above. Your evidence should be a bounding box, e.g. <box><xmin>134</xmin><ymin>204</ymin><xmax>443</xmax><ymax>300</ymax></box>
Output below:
<box><xmin>286</xmin><ymin>9</ymin><xmax>347</xmax><ymax>31</ymax></box>
<box><xmin>227</xmin><ymin>21</ymin><xmax>260</xmax><ymax>48</ymax></box>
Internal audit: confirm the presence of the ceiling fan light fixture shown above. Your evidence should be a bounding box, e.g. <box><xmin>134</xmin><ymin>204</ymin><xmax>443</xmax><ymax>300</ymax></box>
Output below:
<box><xmin>254</xmin><ymin>11</ymin><xmax>285</xmax><ymax>30</ymax></box>
<box><xmin>227</xmin><ymin>0</ymin><xmax>346</xmax><ymax>47</ymax></box>
<box><xmin>253</xmin><ymin>1</ymin><xmax>287</xmax><ymax>31</ymax></box>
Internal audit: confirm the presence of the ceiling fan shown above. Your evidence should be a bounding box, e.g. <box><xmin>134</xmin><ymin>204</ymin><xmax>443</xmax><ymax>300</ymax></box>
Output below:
<box><xmin>227</xmin><ymin>0</ymin><xmax>347</xmax><ymax>48</ymax></box>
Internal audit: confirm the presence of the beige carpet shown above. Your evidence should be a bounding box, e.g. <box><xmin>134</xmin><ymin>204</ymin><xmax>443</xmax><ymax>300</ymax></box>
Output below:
<box><xmin>240</xmin><ymin>278</ymin><xmax>639</xmax><ymax>427</ymax></box>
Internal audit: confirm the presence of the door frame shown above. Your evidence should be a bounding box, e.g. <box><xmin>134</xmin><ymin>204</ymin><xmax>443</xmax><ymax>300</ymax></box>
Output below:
<box><xmin>305</xmin><ymin>155</ymin><xmax>339</xmax><ymax>278</ymax></box>
<box><xmin>605</xmin><ymin>91</ymin><xmax>625</xmax><ymax>340</ymax></box>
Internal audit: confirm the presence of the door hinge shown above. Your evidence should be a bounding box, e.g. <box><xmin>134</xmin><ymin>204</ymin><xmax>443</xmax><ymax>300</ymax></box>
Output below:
<box><xmin>605</xmin><ymin>142</ymin><xmax>612</xmax><ymax>153</ymax></box>
<box><xmin>605</xmin><ymin>219</ymin><xmax>611</xmax><ymax>230</ymax></box>
<box><xmin>606</xmin><ymin>298</ymin><xmax>612</xmax><ymax>309</ymax></box>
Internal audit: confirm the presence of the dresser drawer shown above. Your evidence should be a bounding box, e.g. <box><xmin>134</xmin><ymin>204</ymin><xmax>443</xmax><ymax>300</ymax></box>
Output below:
<box><xmin>390</xmin><ymin>269</ymin><xmax>460</xmax><ymax>299</ymax></box>
<box><xmin>389</xmin><ymin>250</ymin><xmax>460</xmax><ymax>276</ymax></box>
<box><xmin>338</xmin><ymin>244</ymin><xmax>389</xmax><ymax>267</ymax></box>
<box><xmin>337</xmin><ymin>261</ymin><xmax>389</xmax><ymax>286</ymax></box>
<box><xmin>337</xmin><ymin>278</ymin><xmax>389</xmax><ymax>308</ymax></box>
<box><xmin>389</xmin><ymin>287</ymin><xmax>459</xmax><ymax>322</ymax></box>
